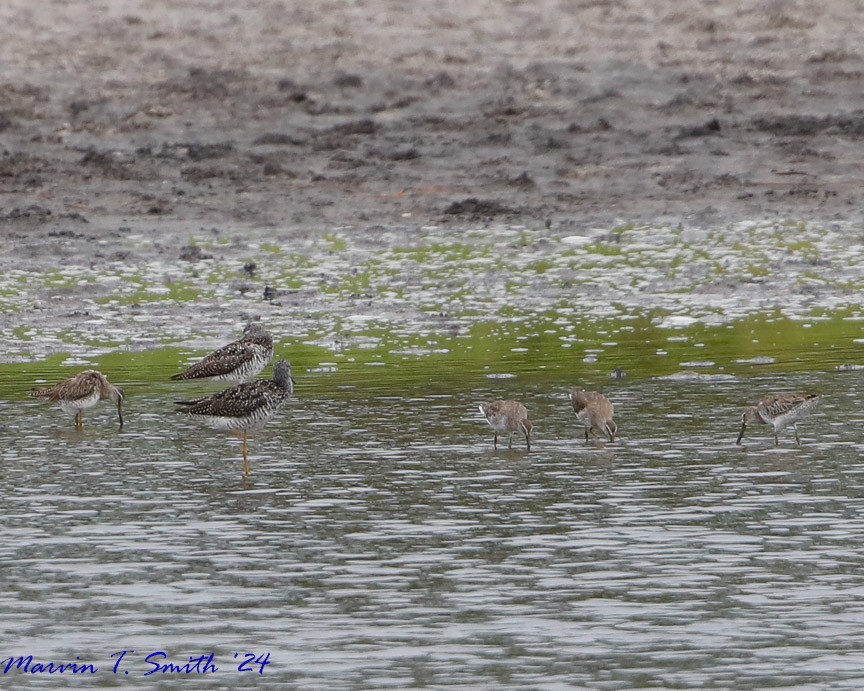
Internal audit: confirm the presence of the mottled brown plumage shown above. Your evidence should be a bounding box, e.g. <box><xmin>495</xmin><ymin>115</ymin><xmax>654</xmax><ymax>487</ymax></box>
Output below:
<box><xmin>737</xmin><ymin>393</ymin><xmax>822</xmax><ymax>446</ymax></box>
<box><xmin>570</xmin><ymin>388</ymin><xmax>616</xmax><ymax>443</ymax></box>
<box><xmin>176</xmin><ymin>360</ymin><xmax>294</xmax><ymax>474</ymax></box>
<box><xmin>171</xmin><ymin>323</ymin><xmax>273</xmax><ymax>383</ymax></box>
<box><xmin>479</xmin><ymin>400</ymin><xmax>532</xmax><ymax>450</ymax></box>
<box><xmin>32</xmin><ymin>370</ymin><xmax>124</xmax><ymax>430</ymax></box>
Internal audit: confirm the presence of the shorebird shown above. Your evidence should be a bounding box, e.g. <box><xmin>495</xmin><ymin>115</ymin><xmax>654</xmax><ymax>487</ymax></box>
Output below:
<box><xmin>736</xmin><ymin>393</ymin><xmax>822</xmax><ymax>446</ymax></box>
<box><xmin>570</xmin><ymin>388</ymin><xmax>617</xmax><ymax>443</ymax></box>
<box><xmin>171</xmin><ymin>323</ymin><xmax>273</xmax><ymax>383</ymax></box>
<box><xmin>175</xmin><ymin>360</ymin><xmax>294</xmax><ymax>474</ymax></box>
<box><xmin>479</xmin><ymin>400</ymin><xmax>532</xmax><ymax>450</ymax></box>
<box><xmin>32</xmin><ymin>370</ymin><xmax>124</xmax><ymax>430</ymax></box>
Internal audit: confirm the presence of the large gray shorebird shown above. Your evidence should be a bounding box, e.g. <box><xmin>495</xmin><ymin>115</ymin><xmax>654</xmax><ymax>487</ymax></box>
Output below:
<box><xmin>736</xmin><ymin>393</ymin><xmax>822</xmax><ymax>446</ymax></box>
<box><xmin>479</xmin><ymin>400</ymin><xmax>532</xmax><ymax>451</ymax></box>
<box><xmin>32</xmin><ymin>370</ymin><xmax>124</xmax><ymax>430</ymax></box>
<box><xmin>172</xmin><ymin>323</ymin><xmax>273</xmax><ymax>383</ymax></box>
<box><xmin>570</xmin><ymin>388</ymin><xmax>617</xmax><ymax>443</ymax></box>
<box><xmin>175</xmin><ymin>360</ymin><xmax>294</xmax><ymax>475</ymax></box>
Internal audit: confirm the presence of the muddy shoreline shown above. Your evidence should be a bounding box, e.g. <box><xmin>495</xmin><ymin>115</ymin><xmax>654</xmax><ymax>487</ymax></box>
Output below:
<box><xmin>2</xmin><ymin>1</ymin><xmax>864</xmax><ymax>359</ymax></box>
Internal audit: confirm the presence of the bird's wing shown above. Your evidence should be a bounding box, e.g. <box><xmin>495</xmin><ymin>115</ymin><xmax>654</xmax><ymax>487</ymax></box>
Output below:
<box><xmin>757</xmin><ymin>394</ymin><xmax>805</xmax><ymax>420</ymax></box>
<box><xmin>32</xmin><ymin>371</ymin><xmax>100</xmax><ymax>402</ymax></box>
<box><xmin>171</xmin><ymin>341</ymin><xmax>256</xmax><ymax>380</ymax></box>
<box><xmin>177</xmin><ymin>382</ymin><xmax>271</xmax><ymax>416</ymax></box>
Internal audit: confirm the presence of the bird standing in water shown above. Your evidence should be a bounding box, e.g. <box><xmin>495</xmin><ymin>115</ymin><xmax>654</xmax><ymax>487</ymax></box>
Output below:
<box><xmin>479</xmin><ymin>400</ymin><xmax>532</xmax><ymax>450</ymax></box>
<box><xmin>736</xmin><ymin>393</ymin><xmax>822</xmax><ymax>446</ymax></box>
<box><xmin>171</xmin><ymin>323</ymin><xmax>273</xmax><ymax>383</ymax></box>
<box><xmin>570</xmin><ymin>388</ymin><xmax>617</xmax><ymax>443</ymax></box>
<box><xmin>175</xmin><ymin>360</ymin><xmax>294</xmax><ymax>475</ymax></box>
<box><xmin>32</xmin><ymin>370</ymin><xmax>124</xmax><ymax>430</ymax></box>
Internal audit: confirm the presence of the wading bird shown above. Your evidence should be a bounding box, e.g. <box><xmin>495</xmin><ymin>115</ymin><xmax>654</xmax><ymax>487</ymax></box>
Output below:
<box><xmin>32</xmin><ymin>370</ymin><xmax>124</xmax><ymax>430</ymax></box>
<box><xmin>175</xmin><ymin>360</ymin><xmax>294</xmax><ymax>475</ymax></box>
<box><xmin>570</xmin><ymin>388</ymin><xmax>617</xmax><ymax>443</ymax></box>
<box><xmin>171</xmin><ymin>323</ymin><xmax>273</xmax><ymax>383</ymax></box>
<box><xmin>736</xmin><ymin>393</ymin><xmax>822</xmax><ymax>446</ymax></box>
<box><xmin>479</xmin><ymin>400</ymin><xmax>532</xmax><ymax>451</ymax></box>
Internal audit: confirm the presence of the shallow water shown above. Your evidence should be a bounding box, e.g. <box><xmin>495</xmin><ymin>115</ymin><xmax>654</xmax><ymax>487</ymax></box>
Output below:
<box><xmin>4</xmin><ymin>359</ymin><xmax>864</xmax><ymax>688</ymax></box>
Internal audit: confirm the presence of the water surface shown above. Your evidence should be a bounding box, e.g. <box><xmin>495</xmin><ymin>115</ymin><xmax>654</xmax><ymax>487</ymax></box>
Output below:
<box><xmin>3</xmin><ymin>356</ymin><xmax>864</xmax><ymax>688</ymax></box>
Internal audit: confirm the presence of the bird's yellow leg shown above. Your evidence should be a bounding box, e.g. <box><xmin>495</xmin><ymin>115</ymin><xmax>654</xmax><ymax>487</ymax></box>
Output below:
<box><xmin>242</xmin><ymin>431</ymin><xmax>250</xmax><ymax>475</ymax></box>
<box><xmin>75</xmin><ymin>412</ymin><xmax>83</xmax><ymax>431</ymax></box>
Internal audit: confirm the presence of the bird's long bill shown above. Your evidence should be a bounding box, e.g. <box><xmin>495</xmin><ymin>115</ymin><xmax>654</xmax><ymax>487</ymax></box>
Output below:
<box><xmin>607</xmin><ymin>425</ymin><xmax>616</xmax><ymax>442</ymax></box>
<box><xmin>735</xmin><ymin>423</ymin><xmax>746</xmax><ymax>445</ymax></box>
<box><xmin>117</xmin><ymin>400</ymin><xmax>124</xmax><ymax>430</ymax></box>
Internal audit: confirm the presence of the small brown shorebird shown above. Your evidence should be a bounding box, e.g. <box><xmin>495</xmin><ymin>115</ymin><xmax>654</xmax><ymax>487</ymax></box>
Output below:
<box><xmin>570</xmin><ymin>388</ymin><xmax>617</xmax><ymax>443</ymax></box>
<box><xmin>31</xmin><ymin>370</ymin><xmax>124</xmax><ymax>430</ymax></box>
<box><xmin>479</xmin><ymin>400</ymin><xmax>532</xmax><ymax>450</ymax></box>
<box><xmin>175</xmin><ymin>360</ymin><xmax>294</xmax><ymax>475</ymax></box>
<box><xmin>171</xmin><ymin>323</ymin><xmax>273</xmax><ymax>383</ymax></box>
<box><xmin>736</xmin><ymin>393</ymin><xmax>822</xmax><ymax>447</ymax></box>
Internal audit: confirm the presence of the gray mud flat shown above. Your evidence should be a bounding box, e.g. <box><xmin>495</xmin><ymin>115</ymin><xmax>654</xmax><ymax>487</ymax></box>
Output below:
<box><xmin>3</xmin><ymin>1</ymin><xmax>863</xmax><ymax>233</ymax></box>
<box><xmin>4</xmin><ymin>2</ymin><xmax>864</xmax><ymax>359</ymax></box>
<box><xmin>2</xmin><ymin>2</ymin><xmax>864</xmax><ymax>304</ymax></box>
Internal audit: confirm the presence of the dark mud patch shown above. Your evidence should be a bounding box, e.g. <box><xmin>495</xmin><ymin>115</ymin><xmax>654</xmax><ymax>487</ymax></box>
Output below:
<box><xmin>751</xmin><ymin>113</ymin><xmax>864</xmax><ymax>137</ymax></box>
<box><xmin>442</xmin><ymin>198</ymin><xmax>522</xmax><ymax>219</ymax></box>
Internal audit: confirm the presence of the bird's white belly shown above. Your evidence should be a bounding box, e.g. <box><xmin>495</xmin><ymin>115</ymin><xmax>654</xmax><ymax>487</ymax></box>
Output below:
<box><xmin>59</xmin><ymin>390</ymin><xmax>100</xmax><ymax>415</ymax></box>
<box><xmin>211</xmin><ymin>348</ymin><xmax>270</xmax><ymax>382</ymax></box>
<box><xmin>485</xmin><ymin>416</ymin><xmax>512</xmax><ymax>433</ymax></box>
<box><xmin>772</xmin><ymin>410</ymin><xmax>802</xmax><ymax>431</ymax></box>
<box><xmin>575</xmin><ymin>410</ymin><xmax>593</xmax><ymax>429</ymax></box>
<box><xmin>197</xmin><ymin>409</ymin><xmax>277</xmax><ymax>432</ymax></box>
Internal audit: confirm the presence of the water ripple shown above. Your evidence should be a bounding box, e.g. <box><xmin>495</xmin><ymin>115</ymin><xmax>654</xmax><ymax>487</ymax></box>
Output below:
<box><xmin>2</xmin><ymin>373</ymin><xmax>864</xmax><ymax>687</ymax></box>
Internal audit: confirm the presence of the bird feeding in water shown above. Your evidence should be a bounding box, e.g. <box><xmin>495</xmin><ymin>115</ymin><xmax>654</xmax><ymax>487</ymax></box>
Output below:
<box><xmin>736</xmin><ymin>393</ymin><xmax>822</xmax><ymax>447</ymax></box>
<box><xmin>478</xmin><ymin>400</ymin><xmax>532</xmax><ymax>450</ymax></box>
<box><xmin>32</xmin><ymin>370</ymin><xmax>124</xmax><ymax>430</ymax></box>
<box><xmin>175</xmin><ymin>360</ymin><xmax>294</xmax><ymax>475</ymax></box>
<box><xmin>569</xmin><ymin>388</ymin><xmax>617</xmax><ymax>443</ymax></box>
